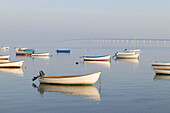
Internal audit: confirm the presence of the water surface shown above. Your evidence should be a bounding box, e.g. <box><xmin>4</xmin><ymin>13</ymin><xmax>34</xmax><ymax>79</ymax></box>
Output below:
<box><xmin>1</xmin><ymin>40</ymin><xmax>170</xmax><ymax>113</ymax></box>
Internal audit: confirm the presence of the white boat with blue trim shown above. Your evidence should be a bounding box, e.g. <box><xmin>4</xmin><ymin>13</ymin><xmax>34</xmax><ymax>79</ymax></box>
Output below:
<box><xmin>82</xmin><ymin>55</ymin><xmax>111</xmax><ymax>61</ymax></box>
<box><xmin>152</xmin><ymin>61</ymin><xmax>170</xmax><ymax>66</ymax></box>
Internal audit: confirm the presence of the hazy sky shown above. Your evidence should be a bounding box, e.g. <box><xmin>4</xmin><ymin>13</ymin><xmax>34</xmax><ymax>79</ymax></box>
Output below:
<box><xmin>0</xmin><ymin>0</ymin><xmax>170</xmax><ymax>43</ymax></box>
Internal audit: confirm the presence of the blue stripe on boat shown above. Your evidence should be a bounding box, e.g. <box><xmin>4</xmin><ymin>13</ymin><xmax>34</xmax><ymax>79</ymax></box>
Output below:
<box><xmin>25</xmin><ymin>49</ymin><xmax>37</xmax><ymax>52</ymax></box>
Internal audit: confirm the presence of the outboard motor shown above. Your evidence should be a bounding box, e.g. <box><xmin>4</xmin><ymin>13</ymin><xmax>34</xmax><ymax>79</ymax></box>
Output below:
<box><xmin>39</xmin><ymin>71</ymin><xmax>45</xmax><ymax>76</ymax></box>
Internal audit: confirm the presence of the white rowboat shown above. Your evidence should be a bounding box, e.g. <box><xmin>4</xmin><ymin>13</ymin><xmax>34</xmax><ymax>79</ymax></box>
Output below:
<box><xmin>83</xmin><ymin>55</ymin><xmax>111</xmax><ymax>61</ymax></box>
<box><xmin>124</xmin><ymin>49</ymin><xmax>141</xmax><ymax>53</ymax></box>
<box><xmin>33</xmin><ymin>71</ymin><xmax>101</xmax><ymax>85</ymax></box>
<box><xmin>0</xmin><ymin>60</ymin><xmax>24</xmax><ymax>68</ymax></box>
<box><xmin>152</xmin><ymin>61</ymin><xmax>170</xmax><ymax>66</ymax></box>
<box><xmin>115</xmin><ymin>52</ymin><xmax>139</xmax><ymax>59</ymax></box>
<box><xmin>153</xmin><ymin>67</ymin><xmax>170</xmax><ymax>75</ymax></box>
<box><xmin>32</xmin><ymin>52</ymin><xmax>50</xmax><ymax>56</ymax></box>
<box><xmin>0</xmin><ymin>55</ymin><xmax>10</xmax><ymax>60</ymax></box>
<box><xmin>0</xmin><ymin>46</ymin><xmax>9</xmax><ymax>50</ymax></box>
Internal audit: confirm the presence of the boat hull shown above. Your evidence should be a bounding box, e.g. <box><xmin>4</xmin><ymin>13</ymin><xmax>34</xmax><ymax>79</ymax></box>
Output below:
<box><xmin>56</xmin><ymin>49</ymin><xmax>71</xmax><ymax>53</ymax></box>
<box><xmin>16</xmin><ymin>52</ymin><xmax>32</xmax><ymax>56</ymax></box>
<box><xmin>83</xmin><ymin>55</ymin><xmax>111</xmax><ymax>61</ymax></box>
<box><xmin>0</xmin><ymin>46</ymin><xmax>9</xmax><ymax>50</ymax></box>
<box><xmin>0</xmin><ymin>61</ymin><xmax>24</xmax><ymax>68</ymax></box>
<box><xmin>0</xmin><ymin>55</ymin><xmax>10</xmax><ymax>60</ymax></box>
<box><xmin>125</xmin><ymin>49</ymin><xmax>141</xmax><ymax>53</ymax></box>
<box><xmin>38</xmin><ymin>71</ymin><xmax>101</xmax><ymax>85</ymax></box>
<box><xmin>115</xmin><ymin>53</ymin><xmax>139</xmax><ymax>59</ymax></box>
<box><xmin>153</xmin><ymin>68</ymin><xmax>170</xmax><ymax>75</ymax></box>
<box><xmin>32</xmin><ymin>53</ymin><xmax>49</xmax><ymax>56</ymax></box>
<box><xmin>152</xmin><ymin>61</ymin><xmax>170</xmax><ymax>66</ymax></box>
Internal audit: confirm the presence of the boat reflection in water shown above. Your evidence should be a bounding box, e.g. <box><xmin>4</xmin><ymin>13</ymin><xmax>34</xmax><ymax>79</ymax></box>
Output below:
<box><xmin>115</xmin><ymin>59</ymin><xmax>139</xmax><ymax>64</ymax></box>
<box><xmin>0</xmin><ymin>68</ymin><xmax>24</xmax><ymax>76</ymax></box>
<box><xmin>35</xmin><ymin>84</ymin><xmax>101</xmax><ymax>101</ymax></box>
<box><xmin>83</xmin><ymin>61</ymin><xmax>111</xmax><ymax>68</ymax></box>
<box><xmin>154</xmin><ymin>75</ymin><xmax>170</xmax><ymax>81</ymax></box>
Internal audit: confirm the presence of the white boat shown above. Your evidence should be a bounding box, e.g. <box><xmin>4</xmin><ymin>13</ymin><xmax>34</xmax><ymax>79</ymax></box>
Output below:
<box><xmin>152</xmin><ymin>61</ymin><xmax>170</xmax><ymax>66</ymax></box>
<box><xmin>0</xmin><ymin>46</ymin><xmax>9</xmax><ymax>50</ymax></box>
<box><xmin>36</xmin><ymin>84</ymin><xmax>100</xmax><ymax>101</ymax></box>
<box><xmin>153</xmin><ymin>67</ymin><xmax>170</xmax><ymax>75</ymax></box>
<box><xmin>14</xmin><ymin>47</ymin><xmax>27</xmax><ymax>51</ymax></box>
<box><xmin>31</xmin><ymin>52</ymin><xmax>50</xmax><ymax>56</ymax></box>
<box><xmin>0</xmin><ymin>55</ymin><xmax>10</xmax><ymax>60</ymax></box>
<box><xmin>82</xmin><ymin>55</ymin><xmax>111</xmax><ymax>61</ymax></box>
<box><xmin>124</xmin><ymin>49</ymin><xmax>141</xmax><ymax>53</ymax></box>
<box><xmin>114</xmin><ymin>52</ymin><xmax>139</xmax><ymax>59</ymax></box>
<box><xmin>124</xmin><ymin>35</ymin><xmax>141</xmax><ymax>53</ymax></box>
<box><xmin>32</xmin><ymin>71</ymin><xmax>101</xmax><ymax>85</ymax></box>
<box><xmin>0</xmin><ymin>60</ymin><xmax>24</xmax><ymax>68</ymax></box>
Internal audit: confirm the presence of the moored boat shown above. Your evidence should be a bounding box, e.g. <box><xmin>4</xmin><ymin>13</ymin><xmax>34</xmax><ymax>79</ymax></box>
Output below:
<box><xmin>56</xmin><ymin>49</ymin><xmax>71</xmax><ymax>53</ymax></box>
<box><xmin>114</xmin><ymin>52</ymin><xmax>139</xmax><ymax>59</ymax></box>
<box><xmin>32</xmin><ymin>71</ymin><xmax>101</xmax><ymax>85</ymax></box>
<box><xmin>0</xmin><ymin>60</ymin><xmax>24</xmax><ymax>68</ymax></box>
<box><xmin>15</xmin><ymin>47</ymin><xmax>27</xmax><ymax>51</ymax></box>
<box><xmin>124</xmin><ymin>49</ymin><xmax>141</xmax><ymax>53</ymax></box>
<box><xmin>16</xmin><ymin>52</ymin><xmax>32</xmax><ymax>56</ymax></box>
<box><xmin>0</xmin><ymin>46</ymin><xmax>9</xmax><ymax>50</ymax></box>
<box><xmin>153</xmin><ymin>67</ymin><xmax>170</xmax><ymax>75</ymax></box>
<box><xmin>31</xmin><ymin>52</ymin><xmax>50</xmax><ymax>56</ymax></box>
<box><xmin>83</xmin><ymin>55</ymin><xmax>111</xmax><ymax>61</ymax></box>
<box><xmin>152</xmin><ymin>61</ymin><xmax>170</xmax><ymax>66</ymax></box>
<box><xmin>0</xmin><ymin>55</ymin><xmax>10</xmax><ymax>60</ymax></box>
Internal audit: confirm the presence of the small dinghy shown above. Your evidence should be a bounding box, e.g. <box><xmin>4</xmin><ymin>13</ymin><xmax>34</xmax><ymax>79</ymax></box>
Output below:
<box><xmin>152</xmin><ymin>61</ymin><xmax>170</xmax><ymax>66</ymax></box>
<box><xmin>114</xmin><ymin>52</ymin><xmax>139</xmax><ymax>59</ymax></box>
<box><xmin>31</xmin><ymin>52</ymin><xmax>50</xmax><ymax>56</ymax></box>
<box><xmin>82</xmin><ymin>55</ymin><xmax>111</xmax><ymax>61</ymax></box>
<box><xmin>0</xmin><ymin>55</ymin><xmax>10</xmax><ymax>60</ymax></box>
<box><xmin>124</xmin><ymin>49</ymin><xmax>141</xmax><ymax>53</ymax></box>
<box><xmin>153</xmin><ymin>67</ymin><xmax>170</xmax><ymax>75</ymax></box>
<box><xmin>16</xmin><ymin>52</ymin><xmax>33</xmax><ymax>56</ymax></box>
<box><xmin>32</xmin><ymin>71</ymin><xmax>101</xmax><ymax>85</ymax></box>
<box><xmin>56</xmin><ymin>49</ymin><xmax>71</xmax><ymax>53</ymax></box>
<box><xmin>0</xmin><ymin>46</ymin><xmax>9</xmax><ymax>50</ymax></box>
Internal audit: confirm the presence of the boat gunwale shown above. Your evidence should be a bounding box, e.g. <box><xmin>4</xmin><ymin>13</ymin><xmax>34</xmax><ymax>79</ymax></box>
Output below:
<box><xmin>38</xmin><ymin>71</ymin><xmax>101</xmax><ymax>78</ymax></box>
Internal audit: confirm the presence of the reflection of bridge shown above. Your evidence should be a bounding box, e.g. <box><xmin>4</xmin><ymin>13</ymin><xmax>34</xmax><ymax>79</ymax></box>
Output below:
<box><xmin>64</xmin><ymin>39</ymin><xmax>169</xmax><ymax>44</ymax></box>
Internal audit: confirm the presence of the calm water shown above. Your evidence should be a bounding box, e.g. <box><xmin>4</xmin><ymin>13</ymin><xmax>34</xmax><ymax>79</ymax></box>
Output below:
<box><xmin>1</xmin><ymin>40</ymin><xmax>170</xmax><ymax>113</ymax></box>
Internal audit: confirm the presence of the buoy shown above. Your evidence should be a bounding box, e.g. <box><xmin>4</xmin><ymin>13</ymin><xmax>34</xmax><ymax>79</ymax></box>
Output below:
<box><xmin>25</xmin><ymin>66</ymin><xmax>27</xmax><ymax>69</ymax></box>
<box><xmin>76</xmin><ymin>62</ymin><xmax>79</xmax><ymax>64</ymax></box>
